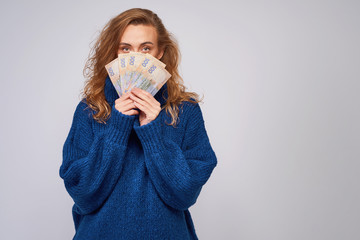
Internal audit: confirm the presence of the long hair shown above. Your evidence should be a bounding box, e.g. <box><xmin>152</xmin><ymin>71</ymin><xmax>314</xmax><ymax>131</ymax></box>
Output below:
<box><xmin>82</xmin><ymin>8</ymin><xmax>202</xmax><ymax>126</ymax></box>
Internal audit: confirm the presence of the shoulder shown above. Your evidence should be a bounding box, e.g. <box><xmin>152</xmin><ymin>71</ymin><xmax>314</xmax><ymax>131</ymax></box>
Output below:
<box><xmin>179</xmin><ymin>98</ymin><xmax>202</xmax><ymax>113</ymax></box>
<box><xmin>64</xmin><ymin>99</ymin><xmax>95</xmax><ymax>152</ymax></box>
<box><xmin>68</xmin><ymin>98</ymin><xmax>95</xmax><ymax>135</ymax></box>
<box><xmin>178</xmin><ymin>99</ymin><xmax>212</xmax><ymax>150</ymax></box>
<box><xmin>73</xmin><ymin>98</ymin><xmax>94</xmax><ymax>123</ymax></box>
<box><xmin>177</xmin><ymin>98</ymin><xmax>205</xmax><ymax>128</ymax></box>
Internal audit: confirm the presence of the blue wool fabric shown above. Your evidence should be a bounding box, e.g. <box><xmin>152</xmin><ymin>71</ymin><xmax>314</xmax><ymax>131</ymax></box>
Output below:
<box><xmin>59</xmin><ymin>76</ymin><xmax>217</xmax><ymax>240</ymax></box>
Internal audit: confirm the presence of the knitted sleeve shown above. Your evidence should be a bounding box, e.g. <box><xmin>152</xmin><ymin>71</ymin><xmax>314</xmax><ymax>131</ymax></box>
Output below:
<box><xmin>59</xmin><ymin>100</ymin><xmax>135</xmax><ymax>215</ymax></box>
<box><xmin>133</xmin><ymin>102</ymin><xmax>217</xmax><ymax>211</ymax></box>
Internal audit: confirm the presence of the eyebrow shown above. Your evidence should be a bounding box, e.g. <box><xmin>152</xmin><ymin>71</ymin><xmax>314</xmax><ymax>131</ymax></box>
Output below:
<box><xmin>119</xmin><ymin>41</ymin><xmax>154</xmax><ymax>46</ymax></box>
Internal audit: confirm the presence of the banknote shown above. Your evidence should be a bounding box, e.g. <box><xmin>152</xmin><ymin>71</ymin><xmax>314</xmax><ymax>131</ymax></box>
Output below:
<box><xmin>127</xmin><ymin>56</ymin><xmax>171</xmax><ymax>95</ymax></box>
<box><xmin>105</xmin><ymin>58</ymin><xmax>122</xmax><ymax>96</ymax></box>
<box><xmin>105</xmin><ymin>52</ymin><xmax>171</xmax><ymax>97</ymax></box>
<box><xmin>144</xmin><ymin>53</ymin><xmax>166</xmax><ymax>68</ymax></box>
<box><xmin>120</xmin><ymin>52</ymin><xmax>147</xmax><ymax>93</ymax></box>
<box><xmin>117</xmin><ymin>54</ymin><xmax>128</xmax><ymax>94</ymax></box>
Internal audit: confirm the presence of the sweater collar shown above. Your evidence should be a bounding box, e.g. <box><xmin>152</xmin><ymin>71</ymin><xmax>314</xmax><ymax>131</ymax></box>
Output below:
<box><xmin>104</xmin><ymin>75</ymin><xmax>168</xmax><ymax>106</ymax></box>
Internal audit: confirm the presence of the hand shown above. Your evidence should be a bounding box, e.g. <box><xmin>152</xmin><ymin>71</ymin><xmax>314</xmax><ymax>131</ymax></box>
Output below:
<box><xmin>114</xmin><ymin>92</ymin><xmax>139</xmax><ymax>116</ymax></box>
<box><xmin>129</xmin><ymin>87</ymin><xmax>161</xmax><ymax>126</ymax></box>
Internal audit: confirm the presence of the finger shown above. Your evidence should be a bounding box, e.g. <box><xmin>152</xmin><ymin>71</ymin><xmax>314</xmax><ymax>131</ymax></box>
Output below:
<box><xmin>122</xmin><ymin>109</ymin><xmax>139</xmax><ymax>116</ymax></box>
<box><xmin>116</xmin><ymin>92</ymin><xmax>131</xmax><ymax>104</ymax></box>
<box><xmin>130</xmin><ymin>91</ymin><xmax>158</xmax><ymax>113</ymax></box>
<box><xmin>131</xmin><ymin>88</ymin><xmax>158</xmax><ymax>106</ymax></box>
<box><xmin>118</xmin><ymin>99</ymin><xmax>133</xmax><ymax>106</ymax></box>
<box><xmin>115</xmin><ymin>100</ymin><xmax>133</xmax><ymax>112</ymax></box>
<box><xmin>133</xmin><ymin>101</ymin><xmax>150</xmax><ymax>114</ymax></box>
<box><xmin>131</xmin><ymin>91</ymin><xmax>161</xmax><ymax>118</ymax></box>
<box><xmin>147</xmin><ymin>106</ymin><xmax>160</xmax><ymax>119</ymax></box>
<box><xmin>134</xmin><ymin>92</ymin><xmax>160</xmax><ymax>110</ymax></box>
<box><xmin>129</xmin><ymin>93</ymin><xmax>147</xmax><ymax>108</ymax></box>
<box><xmin>117</xmin><ymin>101</ymin><xmax>137</xmax><ymax>112</ymax></box>
<box><xmin>120</xmin><ymin>99</ymin><xmax>135</xmax><ymax>107</ymax></box>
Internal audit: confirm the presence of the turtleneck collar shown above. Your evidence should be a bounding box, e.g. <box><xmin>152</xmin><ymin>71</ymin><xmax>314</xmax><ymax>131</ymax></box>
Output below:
<box><xmin>104</xmin><ymin>75</ymin><xmax>168</xmax><ymax>106</ymax></box>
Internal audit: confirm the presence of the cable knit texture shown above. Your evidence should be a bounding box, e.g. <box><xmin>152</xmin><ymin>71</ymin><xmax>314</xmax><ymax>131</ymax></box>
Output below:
<box><xmin>59</xmin><ymin>76</ymin><xmax>217</xmax><ymax>240</ymax></box>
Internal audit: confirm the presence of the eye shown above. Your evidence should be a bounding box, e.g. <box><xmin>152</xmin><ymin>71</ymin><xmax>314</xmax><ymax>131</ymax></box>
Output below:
<box><xmin>142</xmin><ymin>46</ymin><xmax>150</xmax><ymax>52</ymax></box>
<box><xmin>118</xmin><ymin>46</ymin><xmax>131</xmax><ymax>53</ymax></box>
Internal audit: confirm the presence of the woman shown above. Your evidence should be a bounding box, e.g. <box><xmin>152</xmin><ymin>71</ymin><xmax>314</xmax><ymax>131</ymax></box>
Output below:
<box><xmin>59</xmin><ymin>8</ymin><xmax>217</xmax><ymax>240</ymax></box>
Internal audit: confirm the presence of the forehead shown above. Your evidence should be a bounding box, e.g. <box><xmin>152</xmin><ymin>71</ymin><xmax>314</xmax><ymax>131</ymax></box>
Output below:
<box><xmin>120</xmin><ymin>24</ymin><xmax>158</xmax><ymax>45</ymax></box>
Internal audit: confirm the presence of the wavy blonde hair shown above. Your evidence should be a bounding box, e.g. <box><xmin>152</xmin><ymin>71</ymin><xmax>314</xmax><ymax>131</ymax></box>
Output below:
<box><xmin>81</xmin><ymin>8</ymin><xmax>202</xmax><ymax>126</ymax></box>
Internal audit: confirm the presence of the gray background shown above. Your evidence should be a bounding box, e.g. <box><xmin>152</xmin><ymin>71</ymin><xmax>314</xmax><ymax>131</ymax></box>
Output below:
<box><xmin>0</xmin><ymin>0</ymin><xmax>359</xmax><ymax>239</ymax></box>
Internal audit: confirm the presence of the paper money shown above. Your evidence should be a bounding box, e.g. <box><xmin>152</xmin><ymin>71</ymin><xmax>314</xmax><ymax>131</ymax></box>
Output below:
<box><xmin>105</xmin><ymin>52</ymin><xmax>171</xmax><ymax>97</ymax></box>
<box><xmin>105</xmin><ymin>58</ymin><xmax>122</xmax><ymax>96</ymax></box>
<box><xmin>128</xmin><ymin>55</ymin><xmax>171</xmax><ymax>95</ymax></box>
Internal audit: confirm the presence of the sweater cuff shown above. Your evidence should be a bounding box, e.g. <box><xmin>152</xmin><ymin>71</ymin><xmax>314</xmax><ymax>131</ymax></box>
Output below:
<box><xmin>107</xmin><ymin>104</ymin><xmax>135</xmax><ymax>146</ymax></box>
<box><xmin>133</xmin><ymin>115</ymin><xmax>163</xmax><ymax>153</ymax></box>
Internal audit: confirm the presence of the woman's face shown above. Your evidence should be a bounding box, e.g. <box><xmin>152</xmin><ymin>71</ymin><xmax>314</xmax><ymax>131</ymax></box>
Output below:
<box><xmin>118</xmin><ymin>24</ymin><xmax>164</xmax><ymax>59</ymax></box>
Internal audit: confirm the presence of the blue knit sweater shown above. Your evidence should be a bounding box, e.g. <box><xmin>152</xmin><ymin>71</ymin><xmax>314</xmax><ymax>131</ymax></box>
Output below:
<box><xmin>59</xmin><ymin>76</ymin><xmax>217</xmax><ymax>240</ymax></box>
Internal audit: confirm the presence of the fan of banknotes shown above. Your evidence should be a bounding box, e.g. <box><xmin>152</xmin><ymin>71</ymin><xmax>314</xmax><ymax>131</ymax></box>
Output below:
<box><xmin>105</xmin><ymin>52</ymin><xmax>171</xmax><ymax>97</ymax></box>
